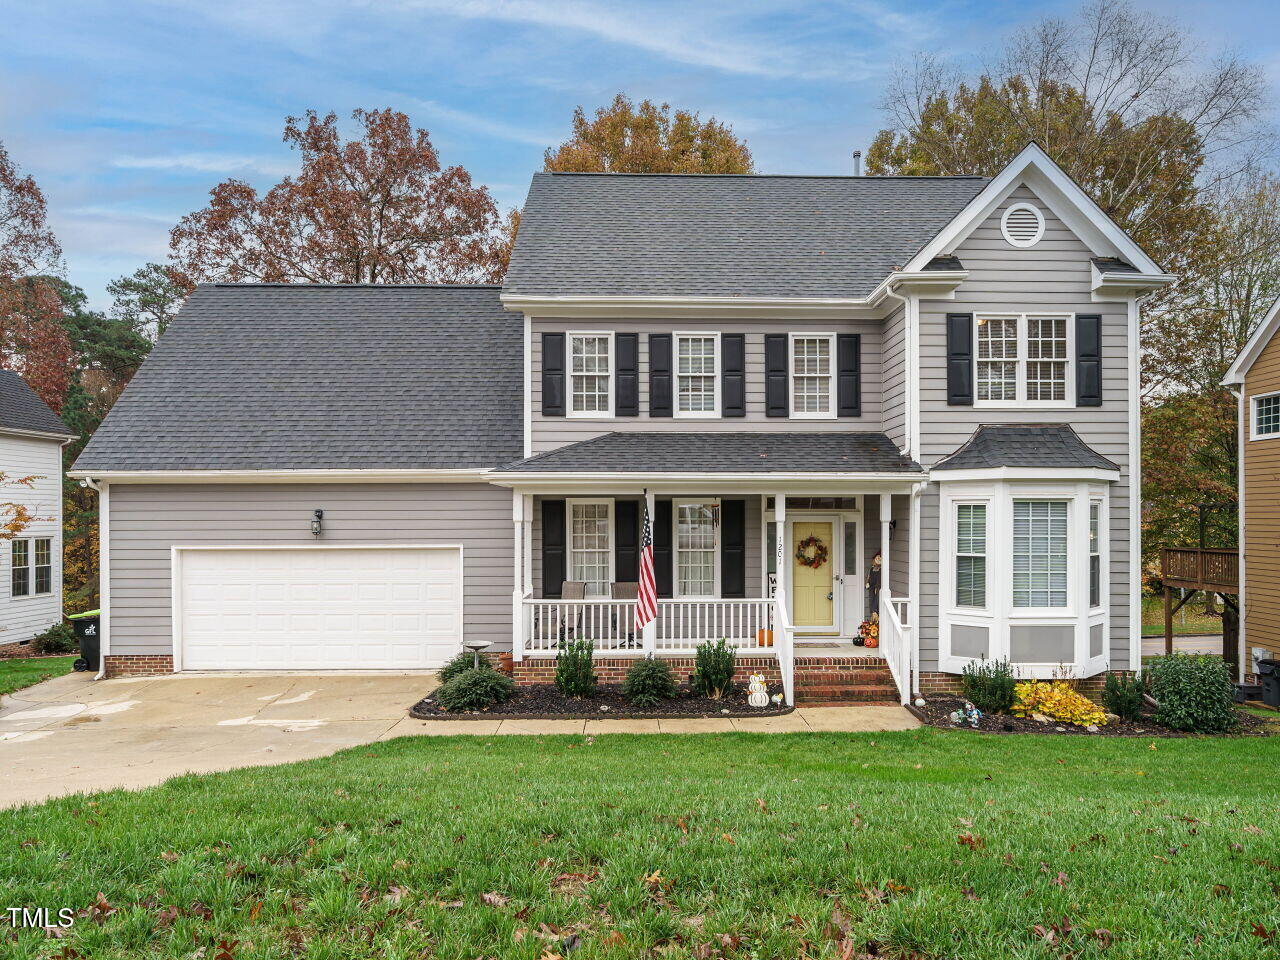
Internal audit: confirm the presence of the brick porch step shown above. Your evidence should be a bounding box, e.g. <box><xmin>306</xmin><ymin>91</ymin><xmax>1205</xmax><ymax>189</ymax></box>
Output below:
<box><xmin>792</xmin><ymin>657</ymin><xmax>898</xmax><ymax>703</ymax></box>
<box><xmin>794</xmin><ymin>685</ymin><xmax>899</xmax><ymax>703</ymax></box>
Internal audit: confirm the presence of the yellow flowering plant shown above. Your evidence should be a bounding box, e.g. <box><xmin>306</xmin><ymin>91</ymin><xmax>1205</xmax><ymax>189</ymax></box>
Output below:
<box><xmin>1012</xmin><ymin>680</ymin><xmax>1109</xmax><ymax>727</ymax></box>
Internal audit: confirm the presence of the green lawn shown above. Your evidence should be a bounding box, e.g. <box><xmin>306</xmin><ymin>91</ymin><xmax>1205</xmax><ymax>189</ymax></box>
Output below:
<box><xmin>2</xmin><ymin>732</ymin><xmax>1278</xmax><ymax>959</ymax></box>
<box><xmin>1141</xmin><ymin>596</ymin><xmax>1224</xmax><ymax>637</ymax></box>
<box><xmin>0</xmin><ymin>655</ymin><xmax>75</xmax><ymax>697</ymax></box>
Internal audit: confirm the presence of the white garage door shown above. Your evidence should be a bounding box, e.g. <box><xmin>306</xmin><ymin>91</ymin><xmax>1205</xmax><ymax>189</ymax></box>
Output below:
<box><xmin>177</xmin><ymin>546</ymin><xmax>463</xmax><ymax>670</ymax></box>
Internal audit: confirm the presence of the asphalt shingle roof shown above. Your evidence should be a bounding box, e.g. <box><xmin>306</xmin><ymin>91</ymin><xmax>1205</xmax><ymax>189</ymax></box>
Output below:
<box><xmin>73</xmin><ymin>284</ymin><xmax>523</xmax><ymax>472</ymax></box>
<box><xmin>932</xmin><ymin>425</ymin><xmax>1119</xmax><ymax>472</ymax></box>
<box><xmin>0</xmin><ymin>370</ymin><xmax>72</xmax><ymax>437</ymax></box>
<box><xmin>494</xmin><ymin>432</ymin><xmax>922</xmax><ymax>474</ymax></box>
<box><xmin>504</xmin><ymin>173</ymin><xmax>989</xmax><ymax>299</ymax></box>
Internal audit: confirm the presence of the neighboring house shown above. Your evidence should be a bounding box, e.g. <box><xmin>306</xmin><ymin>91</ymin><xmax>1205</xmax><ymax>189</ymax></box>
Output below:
<box><xmin>1222</xmin><ymin>294</ymin><xmax>1280</xmax><ymax>680</ymax></box>
<box><xmin>70</xmin><ymin>143</ymin><xmax>1173</xmax><ymax>703</ymax></box>
<box><xmin>0</xmin><ymin>370</ymin><xmax>76</xmax><ymax>654</ymax></box>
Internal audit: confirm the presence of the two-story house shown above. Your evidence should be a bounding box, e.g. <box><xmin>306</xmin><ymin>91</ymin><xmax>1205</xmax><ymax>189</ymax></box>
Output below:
<box><xmin>69</xmin><ymin>144</ymin><xmax>1172</xmax><ymax>703</ymax></box>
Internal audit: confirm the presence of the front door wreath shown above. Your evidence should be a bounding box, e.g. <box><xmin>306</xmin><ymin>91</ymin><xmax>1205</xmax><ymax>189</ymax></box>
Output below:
<box><xmin>795</xmin><ymin>534</ymin><xmax>829</xmax><ymax>569</ymax></box>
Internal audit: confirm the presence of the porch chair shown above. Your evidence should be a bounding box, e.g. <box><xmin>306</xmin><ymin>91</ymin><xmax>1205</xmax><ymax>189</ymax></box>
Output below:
<box><xmin>611</xmin><ymin>581</ymin><xmax>640</xmax><ymax>648</ymax></box>
<box><xmin>555</xmin><ymin>581</ymin><xmax>586</xmax><ymax>645</ymax></box>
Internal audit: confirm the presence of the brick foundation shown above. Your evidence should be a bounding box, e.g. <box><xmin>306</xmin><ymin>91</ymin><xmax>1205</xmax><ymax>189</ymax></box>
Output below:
<box><xmin>916</xmin><ymin>670</ymin><xmax>1126</xmax><ymax>704</ymax></box>
<box><xmin>103</xmin><ymin>655</ymin><xmax>174</xmax><ymax>678</ymax></box>
<box><xmin>0</xmin><ymin>638</ymin><xmax>34</xmax><ymax>658</ymax></box>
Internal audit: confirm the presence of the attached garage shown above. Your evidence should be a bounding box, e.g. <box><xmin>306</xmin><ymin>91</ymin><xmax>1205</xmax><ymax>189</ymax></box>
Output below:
<box><xmin>174</xmin><ymin>545</ymin><xmax>464</xmax><ymax>671</ymax></box>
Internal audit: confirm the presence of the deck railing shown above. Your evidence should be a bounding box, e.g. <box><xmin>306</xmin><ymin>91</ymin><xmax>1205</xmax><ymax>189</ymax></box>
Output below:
<box><xmin>1160</xmin><ymin>547</ymin><xmax>1239</xmax><ymax>590</ymax></box>
<box><xmin>522</xmin><ymin>597</ymin><xmax>777</xmax><ymax>655</ymax></box>
<box><xmin>881</xmin><ymin>596</ymin><xmax>914</xmax><ymax>706</ymax></box>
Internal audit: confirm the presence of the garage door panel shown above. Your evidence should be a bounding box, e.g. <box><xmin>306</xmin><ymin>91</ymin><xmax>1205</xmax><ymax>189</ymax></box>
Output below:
<box><xmin>178</xmin><ymin>547</ymin><xmax>462</xmax><ymax>670</ymax></box>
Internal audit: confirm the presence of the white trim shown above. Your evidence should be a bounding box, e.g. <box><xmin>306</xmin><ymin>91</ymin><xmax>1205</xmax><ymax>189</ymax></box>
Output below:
<box><xmin>931</xmin><ymin>466</ymin><xmax>1117</xmax><ymax>483</ymax></box>
<box><xmin>97</xmin><ymin>481</ymin><xmax>110</xmax><ymax>678</ymax></box>
<box><xmin>788</xmin><ymin>332</ymin><xmax>837</xmax><ymax>420</ymax></box>
<box><xmin>0</xmin><ymin>426</ymin><xmax>79</xmax><ymax>442</ymax></box>
<box><xmin>566</xmin><ymin>498</ymin><xmax>615</xmax><ymax>597</ymax></box>
<box><xmin>566</xmin><ymin>330</ymin><xmax>615</xmax><ymax>420</ymax></box>
<box><xmin>1236</xmin><ymin>387</ymin><xmax>1247</xmax><ymax>682</ymax></box>
<box><xmin>169</xmin><ymin>543</ymin><xmax>465</xmax><ymax>674</ymax></box>
<box><xmin>1000</xmin><ymin>202</ymin><xmax>1045</xmax><ymax>247</ymax></box>
<box><xmin>672</xmin><ymin>497</ymin><xmax>721</xmax><ymax>599</ymax></box>
<box><xmin>1128</xmin><ymin>295</ymin><xmax>1142</xmax><ymax>675</ymax></box>
<box><xmin>7</xmin><ymin>535</ymin><xmax>55</xmax><ymax>599</ymax></box>
<box><xmin>973</xmin><ymin>312</ymin><xmax>1075</xmax><ymax>408</ymax></box>
<box><xmin>1223</xmin><ymin>294</ymin><xmax>1280</xmax><ymax>386</ymax></box>
<box><xmin>903</xmin><ymin>143</ymin><xmax>1164</xmax><ymax>276</ymax></box>
<box><xmin>1248</xmin><ymin>390</ymin><xmax>1280</xmax><ymax>441</ymax></box>
<box><xmin>673</xmin><ymin>331</ymin><xmax>721</xmax><ymax>419</ymax></box>
<box><xmin>1090</xmin><ymin>261</ymin><xmax>1175</xmax><ymax>300</ymax></box>
<box><xmin>67</xmin><ymin>469</ymin><xmax>492</xmax><ymax>484</ymax></box>
<box><xmin>523</xmin><ymin>314</ymin><xmax>533</xmax><ymax>459</ymax></box>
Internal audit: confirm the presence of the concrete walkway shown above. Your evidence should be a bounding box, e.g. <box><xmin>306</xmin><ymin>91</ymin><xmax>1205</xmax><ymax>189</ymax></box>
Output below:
<box><xmin>0</xmin><ymin>672</ymin><xmax>919</xmax><ymax>808</ymax></box>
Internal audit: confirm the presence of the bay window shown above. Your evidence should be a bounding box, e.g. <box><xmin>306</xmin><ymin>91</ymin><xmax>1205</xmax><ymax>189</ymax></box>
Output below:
<box><xmin>568</xmin><ymin>333</ymin><xmax>612</xmax><ymax>417</ymax></box>
<box><xmin>975</xmin><ymin>314</ymin><xmax>1072</xmax><ymax>406</ymax></box>
<box><xmin>568</xmin><ymin>500</ymin><xmax>612</xmax><ymax>597</ymax></box>
<box><xmin>675</xmin><ymin>500</ymin><xmax>718</xmax><ymax>597</ymax></box>
<box><xmin>955</xmin><ymin>503</ymin><xmax>987</xmax><ymax>608</ymax></box>
<box><xmin>1089</xmin><ymin>502</ymin><xmax>1102</xmax><ymax>608</ymax></box>
<box><xmin>1011</xmin><ymin>500</ymin><xmax>1068</xmax><ymax>608</ymax></box>
<box><xmin>790</xmin><ymin>334</ymin><xmax>835</xmax><ymax>417</ymax></box>
<box><xmin>675</xmin><ymin>333</ymin><xmax>719</xmax><ymax>417</ymax></box>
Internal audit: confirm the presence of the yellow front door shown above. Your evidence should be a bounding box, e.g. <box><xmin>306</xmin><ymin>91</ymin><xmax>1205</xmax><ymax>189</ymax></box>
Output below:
<box><xmin>792</xmin><ymin>521</ymin><xmax>834</xmax><ymax>628</ymax></box>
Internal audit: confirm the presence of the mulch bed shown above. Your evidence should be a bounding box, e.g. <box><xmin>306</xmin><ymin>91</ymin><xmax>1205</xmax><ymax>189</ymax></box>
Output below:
<box><xmin>410</xmin><ymin>682</ymin><xmax>793</xmax><ymax>720</ymax></box>
<box><xmin>919</xmin><ymin>695</ymin><xmax>1273</xmax><ymax>738</ymax></box>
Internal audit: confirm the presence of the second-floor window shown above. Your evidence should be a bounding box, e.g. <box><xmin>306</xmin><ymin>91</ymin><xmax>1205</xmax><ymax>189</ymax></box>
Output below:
<box><xmin>1253</xmin><ymin>392</ymin><xmax>1280</xmax><ymax>439</ymax></box>
<box><xmin>976</xmin><ymin>314</ymin><xmax>1072</xmax><ymax>406</ymax></box>
<box><xmin>569</xmin><ymin>333</ymin><xmax>612</xmax><ymax>417</ymax></box>
<box><xmin>790</xmin><ymin>334</ymin><xmax>835</xmax><ymax>418</ymax></box>
<box><xmin>675</xmin><ymin>333</ymin><xmax>719</xmax><ymax>417</ymax></box>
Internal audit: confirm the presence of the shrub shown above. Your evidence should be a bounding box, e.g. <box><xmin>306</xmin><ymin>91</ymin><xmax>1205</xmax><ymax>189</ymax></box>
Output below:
<box><xmin>1146</xmin><ymin>654</ymin><xmax>1236</xmax><ymax>733</ymax></box>
<box><xmin>691</xmin><ymin>639</ymin><xmax>736</xmax><ymax>699</ymax></box>
<box><xmin>621</xmin><ymin>657</ymin><xmax>677</xmax><ymax>707</ymax></box>
<box><xmin>1013</xmin><ymin>680</ymin><xmax>1109</xmax><ymax>727</ymax></box>
<box><xmin>960</xmin><ymin>658</ymin><xmax>1017</xmax><ymax>714</ymax></box>
<box><xmin>32</xmin><ymin>621</ymin><xmax>77</xmax><ymax>656</ymax></box>
<box><xmin>435</xmin><ymin>668</ymin><xmax>515</xmax><ymax>712</ymax></box>
<box><xmin>555</xmin><ymin>640</ymin><xmax>597</xmax><ymax>698</ymax></box>
<box><xmin>439</xmin><ymin>649</ymin><xmax>491</xmax><ymax>684</ymax></box>
<box><xmin>1102</xmin><ymin>672</ymin><xmax>1145</xmax><ymax>721</ymax></box>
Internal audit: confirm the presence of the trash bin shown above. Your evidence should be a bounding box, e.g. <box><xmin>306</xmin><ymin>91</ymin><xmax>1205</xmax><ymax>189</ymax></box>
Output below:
<box><xmin>67</xmin><ymin>609</ymin><xmax>101</xmax><ymax>673</ymax></box>
<box><xmin>1258</xmin><ymin>659</ymin><xmax>1280</xmax><ymax>709</ymax></box>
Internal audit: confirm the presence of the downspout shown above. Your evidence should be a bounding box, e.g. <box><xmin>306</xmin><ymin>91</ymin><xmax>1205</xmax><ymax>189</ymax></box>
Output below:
<box><xmin>1230</xmin><ymin>386</ymin><xmax>1246</xmax><ymax>683</ymax></box>
<box><xmin>80</xmin><ymin>477</ymin><xmax>108</xmax><ymax>681</ymax></box>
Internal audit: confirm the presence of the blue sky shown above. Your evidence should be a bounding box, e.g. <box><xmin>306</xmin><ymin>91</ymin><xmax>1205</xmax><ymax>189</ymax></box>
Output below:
<box><xmin>5</xmin><ymin>0</ymin><xmax>1279</xmax><ymax>310</ymax></box>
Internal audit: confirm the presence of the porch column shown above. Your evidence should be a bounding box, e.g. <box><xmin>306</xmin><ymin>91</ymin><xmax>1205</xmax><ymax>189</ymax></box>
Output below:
<box><xmin>774</xmin><ymin>493</ymin><xmax>788</xmax><ymax>618</ymax></box>
<box><xmin>879</xmin><ymin>492</ymin><xmax>892</xmax><ymax>627</ymax></box>
<box><xmin>512</xmin><ymin>491</ymin><xmax>525</xmax><ymax>661</ymax></box>
<box><xmin>642</xmin><ymin>488</ymin><xmax>657</xmax><ymax>656</ymax></box>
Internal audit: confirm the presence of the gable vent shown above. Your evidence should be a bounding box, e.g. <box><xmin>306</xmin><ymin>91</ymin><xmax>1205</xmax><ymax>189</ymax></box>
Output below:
<box><xmin>1001</xmin><ymin>202</ymin><xmax>1045</xmax><ymax>247</ymax></box>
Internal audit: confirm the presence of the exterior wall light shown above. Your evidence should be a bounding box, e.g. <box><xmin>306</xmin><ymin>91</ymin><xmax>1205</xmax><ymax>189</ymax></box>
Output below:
<box><xmin>311</xmin><ymin>509</ymin><xmax>324</xmax><ymax>538</ymax></box>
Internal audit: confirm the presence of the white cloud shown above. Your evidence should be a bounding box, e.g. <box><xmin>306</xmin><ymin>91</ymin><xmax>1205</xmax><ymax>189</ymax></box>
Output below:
<box><xmin>405</xmin><ymin>97</ymin><xmax>560</xmax><ymax>146</ymax></box>
<box><xmin>112</xmin><ymin>153</ymin><xmax>295</xmax><ymax>177</ymax></box>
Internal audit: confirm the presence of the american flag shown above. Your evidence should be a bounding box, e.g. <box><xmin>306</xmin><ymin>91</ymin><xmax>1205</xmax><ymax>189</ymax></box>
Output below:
<box><xmin>636</xmin><ymin>502</ymin><xmax>657</xmax><ymax>630</ymax></box>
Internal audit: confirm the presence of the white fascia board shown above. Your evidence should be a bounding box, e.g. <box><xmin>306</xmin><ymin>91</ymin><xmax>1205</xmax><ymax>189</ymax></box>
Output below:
<box><xmin>933</xmin><ymin>466</ymin><xmax>1119</xmax><ymax>483</ymax></box>
<box><xmin>1223</xmin><ymin>294</ymin><xmax>1280</xmax><ymax>386</ymax></box>
<box><xmin>903</xmin><ymin>143</ymin><xmax>1165</xmax><ymax>277</ymax></box>
<box><xmin>65</xmin><ymin>468</ymin><xmax>493</xmax><ymax>484</ymax></box>
<box><xmin>488</xmin><ymin>472</ymin><xmax>929</xmax><ymax>495</ymax></box>
<box><xmin>1090</xmin><ymin>261</ymin><xmax>1176</xmax><ymax>301</ymax></box>
<box><xmin>0</xmin><ymin>426</ymin><xmax>80</xmax><ymax>442</ymax></box>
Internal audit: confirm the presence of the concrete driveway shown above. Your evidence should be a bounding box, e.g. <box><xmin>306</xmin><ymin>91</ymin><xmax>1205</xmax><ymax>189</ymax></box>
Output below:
<box><xmin>0</xmin><ymin>671</ymin><xmax>438</xmax><ymax>808</ymax></box>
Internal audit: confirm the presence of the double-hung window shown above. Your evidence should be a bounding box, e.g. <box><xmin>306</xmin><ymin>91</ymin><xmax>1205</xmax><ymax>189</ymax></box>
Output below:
<box><xmin>11</xmin><ymin>537</ymin><xmax>52</xmax><ymax>598</ymax></box>
<box><xmin>568</xmin><ymin>500</ymin><xmax>612</xmax><ymax>597</ymax></box>
<box><xmin>790</xmin><ymin>334</ymin><xmax>835</xmax><ymax>418</ymax></box>
<box><xmin>975</xmin><ymin>314</ymin><xmax>1072</xmax><ymax>406</ymax></box>
<box><xmin>1089</xmin><ymin>502</ymin><xmax>1102</xmax><ymax>608</ymax></box>
<box><xmin>1012</xmin><ymin>500</ymin><xmax>1069</xmax><ymax>608</ymax></box>
<box><xmin>1253</xmin><ymin>393</ymin><xmax>1280</xmax><ymax>439</ymax></box>
<box><xmin>955</xmin><ymin>503</ymin><xmax>987</xmax><ymax>608</ymax></box>
<box><xmin>568</xmin><ymin>333</ymin><xmax>612</xmax><ymax>417</ymax></box>
<box><xmin>675</xmin><ymin>333</ymin><xmax>719</xmax><ymax>417</ymax></box>
<box><xmin>675</xmin><ymin>501</ymin><xmax>717</xmax><ymax>598</ymax></box>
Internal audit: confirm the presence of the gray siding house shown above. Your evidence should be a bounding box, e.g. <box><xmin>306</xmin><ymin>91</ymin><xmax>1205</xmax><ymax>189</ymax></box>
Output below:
<box><xmin>70</xmin><ymin>144</ymin><xmax>1172</xmax><ymax>703</ymax></box>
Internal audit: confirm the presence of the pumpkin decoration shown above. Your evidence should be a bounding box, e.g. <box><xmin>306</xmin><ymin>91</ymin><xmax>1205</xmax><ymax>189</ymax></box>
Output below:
<box><xmin>794</xmin><ymin>535</ymin><xmax>829</xmax><ymax>570</ymax></box>
<box><xmin>859</xmin><ymin>615</ymin><xmax>879</xmax><ymax>649</ymax></box>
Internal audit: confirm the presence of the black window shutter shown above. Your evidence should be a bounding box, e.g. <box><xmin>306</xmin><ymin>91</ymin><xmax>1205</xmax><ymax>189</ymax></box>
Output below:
<box><xmin>654</xmin><ymin>499</ymin><xmax>673</xmax><ymax>598</ymax></box>
<box><xmin>541</xmin><ymin>499</ymin><xmax>566</xmax><ymax>598</ymax></box>
<box><xmin>1076</xmin><ymin>314</ymin><xmax>1103</xmax><ymax>407</ymax></box>
<box><xmin>541</xmin><ymin>332</ymin><xmax>566</xmax><ymax>416</ymax></box>
<box><xmin>720</xmin><ymin>500</ymin><xmax>746</xmax><ymax>598</ymax></box>
<box><xmin>614</xmin><ymin>500</ymin><xmax>639</xmax><ymax>582</ymax></box>
<box><xmin>616</xmin><ymin>333</ymin><xmax>639</xmax><ymax>416</ymax></box>
<box><xmin>946</xmin><ymin>313</ymin><xmax>974</xmax><ymax>406</ymax></box>
<box><xmin>722</xmin><ymin>334</ymin><xmax>746</xmax><ymax>417</ymax></box>
<box><xmin>837</xmin><ymin>334</ymin><xmax>861</xmax><ymax>417</ymax></box>
<box><xmin>764</xmin><ymin>334</ymin><xmax>789</xmax><ymax>417</ymax></box>
<box><xmin>649</xmin><ymin>334</ymin><xmax>672</xmax><ymax>417</ymax></box>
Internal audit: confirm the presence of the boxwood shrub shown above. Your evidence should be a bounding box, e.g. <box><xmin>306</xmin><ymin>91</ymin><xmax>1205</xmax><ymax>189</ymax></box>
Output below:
<box><xmin>1146</xmin><ymin>654</ymin><xmax>1236</xmax><ymax>733</ymax></box>
<box><xmin>555</xmin><ymin>640</ymin><xmax>597</xmax><ymax>698</ymax></box>
<box><xmin>622</xmin><ymin>657</ymin><xmax>678</xmax><ymax>707</ymax></box>
<box><xmin>960</xmin><ymin>658</ymin><xmax>1017</xmax><ymax>714</ymax></box>
<box><xmin>439</xmin><ymin>649</ymin><xmax>491</xmax><ymax>684</ymax></box>
<box><xmin>435</xmin><ymin>668</ymin><xmax>515</xmax><ymax>712</ymax></box>
<box><xmin>691</xmin><ymin>639</ymin><xmax>736</xmax><ymax>699</ymax></box>
<box><xmin>1102</xmin><ymin>671</ymin><xmax>1145</xmax><ymax>721</ymax></box>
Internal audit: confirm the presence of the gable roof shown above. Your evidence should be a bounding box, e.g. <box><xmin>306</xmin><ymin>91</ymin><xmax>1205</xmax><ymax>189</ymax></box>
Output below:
<box><xmin>1222</xmin><ymin>294</ymin><xmax>1280</xmax><ymax>386</ymax></box>
<box><xmin>932</xmin><ymin>425</ymin><xmax>1119</xmax><ymax>472</ymax></box>
<box><xmin>493</xmin><ymin>431</ymin><xmax>922</xmax><ymax>475</ymax></box>
<box><xmin>72</xmin><ymin>284</ymin><xmax>523</xmax><ymax>473</ymax></box>
<box><xmin>0</xmin><ymin>370</ymin><xmax>74</xmax><ymax>439</ymax></box>
<box><xmin>504</xmin><ymin>172</ymin><xmax>989</xmax><ymax>300</ymax></box>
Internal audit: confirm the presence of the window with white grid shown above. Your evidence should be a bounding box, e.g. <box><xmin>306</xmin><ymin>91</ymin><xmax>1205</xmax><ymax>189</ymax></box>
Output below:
<box><xmin>976</xmin><ymin>317</ymin><xmax>1018</xmax><ymax>401</ymax></box>
<box><xmin>569</xmin><ymin>334</ymin><xmax>612</xmax><ymax>416</ymax></box>
<box><xmin>1254</xmin><ymin>394</ymin><xmax>1280</xmax><ymax>438</ymax></box>
<box><xmin>790</xmin><ymin>335</ymin><xmax>834</xmax><ymax>416</ymax></box>
<box><xmin>676</xmin><ymin>334</ymin><xmax>718</xmax><ymax>416</ymax></box>
<box><xmin>675</xmin><ymin>502</ymin><xmax>717</xmax><ymax>597</ymax></box>
<box><xmin>1026</xmin><ymin>316</ymin><xmax>1068</xmax><ymax>401</ymax></box>
<box><xmin>1089</xmin><ymin>501</ymin><xmax>1101</xmax><ymax>608</ymax></box>
<box><xmin>569</xmin><ymin>501</ymin><xmax>612</xmax><ymax>597</ymax></box>
<box><xmin>1012</xmin><ymin>500</ymin><xmax>1069</xmax><ymax>607</ymax></box>
<box><xmin>955</xmin><ymin>503</ymin><xmax>987</xmax><ymax>608</ymax></box>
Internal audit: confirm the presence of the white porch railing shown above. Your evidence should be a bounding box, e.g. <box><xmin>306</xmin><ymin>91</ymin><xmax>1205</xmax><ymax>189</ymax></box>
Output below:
<box><xmin>522</xmin><ymin>597</ymin><xmax>777</xmax><ymax>655</ymax></box>
<box><xmin>881</xmin><ymin>596</ymin><xmax>914</xmax><ymax>706</ymax></box>
<box><xmin>773</xmin><ymin>599</ymin><xmax>795</xmax><ymax>706</ymax></box>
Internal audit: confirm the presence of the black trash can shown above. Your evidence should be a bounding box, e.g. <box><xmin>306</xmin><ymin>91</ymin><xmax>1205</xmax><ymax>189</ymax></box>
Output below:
<box><xmin>67</xmin><ymin>609</ymin><xmax>101</xmax><ymax>673</ymax></box>
<box><xmin>1258</xmin><ymin>659</ymin><xmax>1280</xmax><ymax>709</ymax></box>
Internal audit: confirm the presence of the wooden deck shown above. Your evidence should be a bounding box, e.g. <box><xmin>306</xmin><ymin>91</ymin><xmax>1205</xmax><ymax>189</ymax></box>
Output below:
<box><xmin>1160</xmin><ymin>547</ymin><xmax>1239</xmax><ymax>592</ymax></box>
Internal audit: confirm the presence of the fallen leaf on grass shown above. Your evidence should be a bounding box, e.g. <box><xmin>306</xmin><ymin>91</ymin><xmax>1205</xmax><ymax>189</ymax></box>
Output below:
<box><xmin>1251</xmin><ymin>923</ymin><xmax>1276</xmax><ymax>944</ymax></box>
<box><xmin>481</xmin><ymin>891</ymin><xmax>511</xmax><ymax>907</ymax></box>
<box><xmin>958</xmin><ymin>832</ymin><xmax>984</xmax><ymax>850</ymax></box>
<box><xmin>756</xmin><ymin>798</ymin><xmax>770</xmax><ymax>814</ymax></box>
<box><xmin>1245</xmin><ymin>824</ymin><xmax>1263</xmax><ymax>835</ymax></box>
<box><xmin>1212</xmin><ymin>884</ymin><xmax>1232</xmax><ymax>898</ymax></box>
